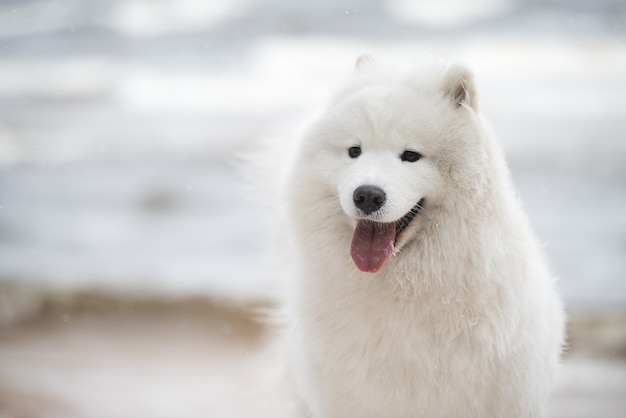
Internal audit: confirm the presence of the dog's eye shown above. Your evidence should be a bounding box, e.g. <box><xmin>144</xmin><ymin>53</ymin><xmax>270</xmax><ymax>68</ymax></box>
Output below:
<box><xmin>348</xmin><ymin>146</ymin><xmax>362</xmax><ymax>159</ymax></box>
<box><xmin>400</xmin><ymin>150</ymin><xmax>422</xmax><ymax>162</ymax></box>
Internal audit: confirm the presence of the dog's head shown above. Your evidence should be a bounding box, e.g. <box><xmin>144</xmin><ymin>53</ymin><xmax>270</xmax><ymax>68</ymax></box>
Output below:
<box><xmin>297</xmin><ymin>56</ymin><xmax>483</xmax><ymax>273</ymax></box>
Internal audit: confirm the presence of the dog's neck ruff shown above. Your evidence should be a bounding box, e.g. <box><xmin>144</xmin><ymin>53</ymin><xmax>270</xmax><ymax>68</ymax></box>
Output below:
<box><xmin>350</xmin><ymin>198</ymin><xmax>425</xmax><ymax>273</ymax></box>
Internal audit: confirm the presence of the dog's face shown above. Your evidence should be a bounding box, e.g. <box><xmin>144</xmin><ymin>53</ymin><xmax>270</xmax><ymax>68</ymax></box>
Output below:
<box><xmin>297</xmin><ymin>63</ymin><xmax>479</xmax><ymax>272</ymax></box>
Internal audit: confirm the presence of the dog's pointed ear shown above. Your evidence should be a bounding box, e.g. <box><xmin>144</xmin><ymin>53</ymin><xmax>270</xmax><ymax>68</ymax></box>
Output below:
<box><xmin>442</xmin><ymin>65</ymin><xmax>477</xmax><ymax>110</ymax></box>
<box><xmin>354</xmin><ymin>54</ymin><xmax>376</xmax><ymax>71</ymax></box>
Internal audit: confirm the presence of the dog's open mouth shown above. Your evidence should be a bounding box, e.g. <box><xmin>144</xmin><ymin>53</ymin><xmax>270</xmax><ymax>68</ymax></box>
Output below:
<box><xmin>394</xmin><ymin>198</ymin><xmax>426</xmax><ymax>238</ymax></box>
<box><xmin>350</xmin><ymin>198</ymin><xmax>425</xmax><ymax>273</ymax></box>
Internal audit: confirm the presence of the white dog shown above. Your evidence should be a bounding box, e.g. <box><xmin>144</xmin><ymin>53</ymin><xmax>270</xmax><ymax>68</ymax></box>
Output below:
<box><xmin>269</xmin><ymin>55</ymin><xmax>564</xmax><ymax>418</ymax></box>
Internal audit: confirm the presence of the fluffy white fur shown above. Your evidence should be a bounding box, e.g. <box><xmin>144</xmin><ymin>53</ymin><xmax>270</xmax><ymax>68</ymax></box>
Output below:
<box><xmin>272</xmin><ymin>56</ymin><xmax>564</xmax><ymax>418</ymax></box>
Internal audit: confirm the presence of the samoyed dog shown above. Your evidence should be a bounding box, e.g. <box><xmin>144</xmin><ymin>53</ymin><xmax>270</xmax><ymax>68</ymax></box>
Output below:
<box><xmin>269</xmin><ymin>55</ymin><xmax>564</xmax><ymax>418</ymax></box>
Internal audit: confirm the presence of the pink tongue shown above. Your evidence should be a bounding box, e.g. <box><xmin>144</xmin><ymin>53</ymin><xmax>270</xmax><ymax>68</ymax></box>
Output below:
<box><xmin>350</xmin><ymin>220</ymin><xmax>396</xmax><ymax>273</ymax></box>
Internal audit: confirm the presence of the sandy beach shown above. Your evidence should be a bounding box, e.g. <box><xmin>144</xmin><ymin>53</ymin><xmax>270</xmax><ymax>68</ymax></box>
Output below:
<box><xmin>0</xmin><ymin>293</ymin><xmax>625</xmax><ymax>418</ymax></box>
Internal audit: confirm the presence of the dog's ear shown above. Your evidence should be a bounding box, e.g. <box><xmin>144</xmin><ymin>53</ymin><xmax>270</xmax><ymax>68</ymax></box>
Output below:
<box><xmin>442</xmin><ymin>65</ymin><xmax>477</xmax><ymax>110</ymax></box>
<box><xmin>354</xmin><ymin>54</ymin><xmax>376</xmax><ymax>71</ymax></box>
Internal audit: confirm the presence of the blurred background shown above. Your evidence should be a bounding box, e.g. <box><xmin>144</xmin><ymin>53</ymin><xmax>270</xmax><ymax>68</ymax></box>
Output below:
<box><xmin>0</xmin><ymin>0</ymin><xmax>625</xmax><ymax>417</ymax></box>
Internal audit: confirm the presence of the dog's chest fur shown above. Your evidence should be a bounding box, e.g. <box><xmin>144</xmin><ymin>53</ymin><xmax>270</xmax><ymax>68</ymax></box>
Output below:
<box><xmin>291</xmin><ymin>253</ymin><xmax>531</xmax><ymax>418</ymax></box>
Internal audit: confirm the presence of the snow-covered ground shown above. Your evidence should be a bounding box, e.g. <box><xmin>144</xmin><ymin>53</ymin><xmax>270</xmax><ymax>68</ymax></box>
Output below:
<box><xmin>1</xmin><ymin>0</ymin><xmax>625</xmax><ymax>312</ymax></box>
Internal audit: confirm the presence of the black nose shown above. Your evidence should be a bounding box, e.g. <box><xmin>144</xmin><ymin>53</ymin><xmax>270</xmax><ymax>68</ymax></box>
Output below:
<box><xmin>353</xmin><ymin>185</ymin><xmax>386</xmax><ymax>215</ymax></box>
